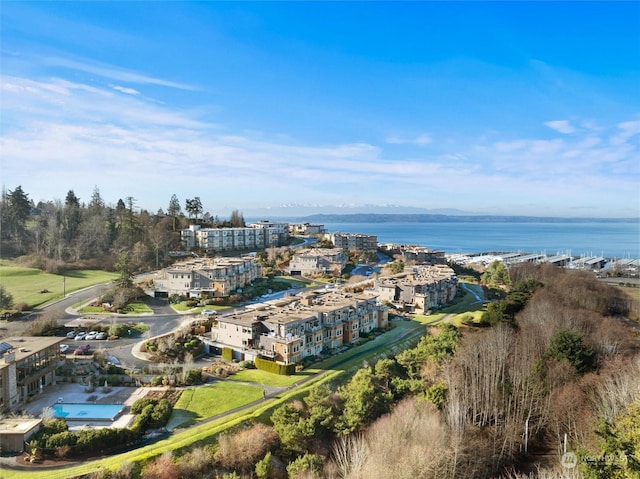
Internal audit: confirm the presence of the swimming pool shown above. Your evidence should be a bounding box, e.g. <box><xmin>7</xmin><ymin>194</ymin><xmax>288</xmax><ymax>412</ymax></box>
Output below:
<box><xmin>51</xmin><ymin>403</ymin><xmax>125</xmax><ymax>421</ymax></box>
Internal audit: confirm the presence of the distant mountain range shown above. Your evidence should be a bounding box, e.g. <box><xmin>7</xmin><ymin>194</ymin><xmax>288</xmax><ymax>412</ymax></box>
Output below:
<box><xmin>242</xmin><ymin>204</ymin><xmax>637</xmax><ymax>223</ymax></box>
<box><xmin>284</xmin><ymin>214</ymin><xmax>637</xmax><ymax>223</ymax></box>
<box><xmin>242</xmin><ymin>203</ymin><xmax>473</xmax><ymax>218</ymax></box>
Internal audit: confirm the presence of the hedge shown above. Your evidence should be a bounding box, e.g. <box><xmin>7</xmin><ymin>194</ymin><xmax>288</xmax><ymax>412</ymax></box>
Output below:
<box><xmin>222</xmin><ymin>347</ymin><xmax>233</xmax><ymax>361</ymax></box>
<box><xmin>254</xmin><ymin>357</ymin><xmax>296</xmax><ymax>376</ymax></box>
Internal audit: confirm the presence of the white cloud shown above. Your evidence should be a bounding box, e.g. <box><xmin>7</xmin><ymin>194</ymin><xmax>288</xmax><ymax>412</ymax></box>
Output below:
<box><xmin>1</xmin><ymin>72</ymin><xmax>638</xmax><ymax>217</ymax></box>
<box><xmin>110</xmin><ymin>85</ymin><xmax>140</xmax><ymax>95</ymax></box>
<box><xmin>385</xmin><ymin>133</ymin><xmax>432</xmax><ymax>145</ymax></box>
<box><xmin>43</xmin><ymin>56</ymin><xmax>197</xmax><ymax>91</ymax></box>
<box><xmin>544</xmin><ymin>120</ymin><xmax>576</xmax><ymax>134</ymax></box>
<box><xmin>610</xmin><ymin>120</ymin><xmax>640</xmax><ymax>145</ymax></box>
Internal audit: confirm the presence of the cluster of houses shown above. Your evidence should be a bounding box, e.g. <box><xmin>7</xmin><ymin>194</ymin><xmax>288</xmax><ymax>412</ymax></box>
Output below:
<box><xmin>203</xmin><ymin>289</ymin><xmax>389</xmax><ymax>364</ymax></box>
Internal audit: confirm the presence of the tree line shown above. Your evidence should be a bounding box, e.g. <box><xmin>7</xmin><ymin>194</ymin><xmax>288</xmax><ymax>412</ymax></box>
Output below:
<box><xmin>0</xmin><ymin>185</ymin><xmax>247</xmax><ymax>272</ymax></box>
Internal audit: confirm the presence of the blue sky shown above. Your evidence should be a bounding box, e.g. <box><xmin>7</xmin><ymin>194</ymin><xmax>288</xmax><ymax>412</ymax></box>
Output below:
<box><xmin>1</xmin><ymin>1</ymin><xmax>639</xmax><ymax>218</ymax></box>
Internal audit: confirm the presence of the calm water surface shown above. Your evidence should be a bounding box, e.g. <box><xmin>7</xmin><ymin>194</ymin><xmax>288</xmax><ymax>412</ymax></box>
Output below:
<box><xmin>323</xmin><ymin>222</ymin><xmax>640</xmax><ymax>258</ymax></box>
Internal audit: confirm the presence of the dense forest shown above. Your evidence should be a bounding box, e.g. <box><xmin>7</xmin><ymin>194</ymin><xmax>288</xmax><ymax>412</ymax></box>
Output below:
<box><xmin>0</xmin><ymin>185</ymin><xmax>246</xmax><ymax>271</ymax></box>
<box><xmin>75</xmin><ymin>264</ymin><xmax>639</xmax><ymax>479</ymax></box>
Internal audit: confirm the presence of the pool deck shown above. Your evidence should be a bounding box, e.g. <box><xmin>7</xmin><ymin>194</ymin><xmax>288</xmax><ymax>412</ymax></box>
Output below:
<box><xmin>23</xmin><ymin>383</ymin><xmax>141</xmax><ymax>416</ymax></box>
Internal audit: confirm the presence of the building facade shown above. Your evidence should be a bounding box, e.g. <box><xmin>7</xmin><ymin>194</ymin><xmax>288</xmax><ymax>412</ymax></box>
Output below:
<box><xmin>289</xmin><ymin>223</ymin><xmax>327</xmax><ymax>235</ymax></box>
<box><xmin>182</xmin><ymin>222</ymin><xmax>289</xmax><ymax>253</ymax></box>
<box><xmin>206</xmin><ymin>290</ymin><xmax>388</xmax><ymax>364</ymax></box>
<box><xmin>325</xmin><ymin>232</ymin><xmax>378</xmax><ymax>253</ymax></box>
<box><xmin>0</xmin><ymin>337</ymin><xmax>63</xmax><ymax>414</ymax></box>
<box><xmin>152</xmin><ymin>256</ymin><xmax>260</xmax><ymax>298</ymax></box>
<box><xmin>287</xmin><ymin>248</ymin><xmax>348</xmax><ymax>276</ymax></box>
<box><xmin>373</xmin><ymin>264</ymin><xmax>458</xmax><ymax>313</ymax></box>
<box><xmin>379</xmin><ymin>244</ymin><xmax>446</xmax><ymax>265</ymax></box>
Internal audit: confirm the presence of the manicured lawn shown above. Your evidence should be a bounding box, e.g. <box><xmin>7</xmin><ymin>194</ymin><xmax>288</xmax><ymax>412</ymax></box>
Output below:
<box><xmin>78</xmin><ymin>301</ymin><xmax>153</xmax><ymax>315</ymax></box>
<box><xmin>0</xmin><ymin>261</ymin><xmax>117</xmax><ymax>308</ymax></box>
<box><xmin>229</xmin><ymin>368</ymin><xmax>314</xmax><ymax>387</ymax></box>
<box><xmin>169</xmin><ymin>382</ymin><xmax>263</xmax><ymax>428</ymax></box>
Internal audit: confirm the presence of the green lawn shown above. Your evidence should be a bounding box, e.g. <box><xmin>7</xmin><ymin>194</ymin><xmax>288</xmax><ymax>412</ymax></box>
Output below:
<box><xmin>229</xmin><ymin>368</ymin><xmax>315</xmax><ymax>387</ymax></box>
<box><xmin>169</xmin><ymin>382</ymin><xmax>263</xmax><ymax>428</ymax></box>
<box><xmin>0</xmin><ymin>261</ymin><xmax>117</xmax><ymax>308</ymax></box>
<box><xmin>78</xmin><ymin>301</ymin><xmax>153</xmax><ymax>315</ymax></box>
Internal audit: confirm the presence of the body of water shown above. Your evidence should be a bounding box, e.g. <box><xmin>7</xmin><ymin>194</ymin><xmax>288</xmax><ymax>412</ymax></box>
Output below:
<box><xmin>322</xmin><ymin>222</ymin><xmax>640</xmax><ymax>259</ymax></box>
<box><xmin>52</xmin><ymin>403</ymin><xmax>124</xmax><ymax>421</ymax></box>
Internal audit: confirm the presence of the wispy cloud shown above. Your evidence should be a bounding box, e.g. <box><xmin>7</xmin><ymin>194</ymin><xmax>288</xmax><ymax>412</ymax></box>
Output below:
<box><xmin>1</xmin><ymin>72</ymin><xmax>638</xmax><ymax>217</ymax></box>
<box><xmin>385</xmin><ymin>133</ymin><xmax>432</xmax><ymax>146</ymax></box>
<box><xmin>43</xmin><ymin>56</ymin><xmax>197</xmax><ymax>91</ymax></box>
<box><xmin>110</xmin><ymin>85</ymin><xmax>140</xmax><ymax>95</ymax></box>
<box><xmin>544</xmin><ymin>120</ymin><xmax>576</xmax><ymax>134</ymax></box>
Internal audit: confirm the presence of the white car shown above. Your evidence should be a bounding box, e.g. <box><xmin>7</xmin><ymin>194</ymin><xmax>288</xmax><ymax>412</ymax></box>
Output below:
<box><xmin>66</xmin><ymin>331</ymin><xmax>76</xmax><ymax>339</ymax></box>
<box><xmin>74</xmin><ymin>332</ymin><xmax>87</xmax><ymax>340</ymax></box>
<box><xmin>201</xmin><ymin>309</ymin><xmax>217</xmax><ymax>316</ymax></box>
<box><xmin>60</xmin><ymin>344</ymin><xmax>70</xmax><ymax>354</ymax></box>
<box><xmin>85</xmin><ymin>331</ymin><xmax>98</xmax><ymax>340</ymax></box>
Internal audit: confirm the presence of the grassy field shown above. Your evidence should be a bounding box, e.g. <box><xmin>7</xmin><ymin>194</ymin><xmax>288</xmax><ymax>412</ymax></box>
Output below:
<box><xmin>0</xmin><ymin>260</ymin><xmax>117</xmax><ymax>309</ymax></box>
<box><xmin>228</xmin><ymin>368</ymin><xmax>315</xmax><ymax>387</ymax></box>
<box><xmin>168</xmin><ymin>382</ymin><xmax>263</xmax><ymax>428</ymax></box>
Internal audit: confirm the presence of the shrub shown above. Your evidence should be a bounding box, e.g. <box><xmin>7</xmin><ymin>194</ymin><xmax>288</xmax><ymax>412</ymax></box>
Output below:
<box><xmin>238</xmin><ymin>360</ymin><xmax>255</xmax><ymax>369</ymax></box>
<box><xmin>255</xmin><ymin>357</ymin><xmax>296</xmax><ymax>376</ymax></box>
<box><xmin>222</xmin><ymin>347</ymin><xmax>233</xmax><ymax>361</ymax></box>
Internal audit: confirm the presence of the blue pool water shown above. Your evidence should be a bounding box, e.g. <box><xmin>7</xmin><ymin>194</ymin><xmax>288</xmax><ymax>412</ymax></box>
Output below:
<box><xmin>51</xmin><ymin>403</ymin><xmax>124</xmax><ymax>421</ymax></box>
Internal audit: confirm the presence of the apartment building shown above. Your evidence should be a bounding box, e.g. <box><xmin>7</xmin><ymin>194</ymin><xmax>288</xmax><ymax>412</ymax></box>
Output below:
<box><xmin>287</xmin><ymin>248</ymin><xmax>348</xmax><ymax>276</ymax></box>
<box><xmin>379</xmin><ymin>244</ymin><xmax>446</xmax><ymax>265</ymax></box>
<box><xmin>374</xmin><ymin>264</ymin><xmax>458</xmax><ymax>313</ymax></box>
<box><xmin>325</xmin><ymin>232</ymin><xmax>378</xmax><ymax>252</ymax></box>
<box><xmin>181</xmin><ymin>221</ymin><xmax>289</xmax><ymax>253</ymax></box>
<box><xmin>206</xmin><ymin>290</ymin><xmax>388</xmax><ymax>364</ymax></box>
<box><xmin>0</xmin><ymin>337</ymin><xmax>64</xmax><ymax>414</ymax></box>
<box><xmin>289</xmin><ymin>223</ymin><xmax>327</xmax><ymax>235</ymax></box>
<box><xmin>152</xmin><ymin>256</ymin><xmax>260</xmax><ymax>298</ymax></box>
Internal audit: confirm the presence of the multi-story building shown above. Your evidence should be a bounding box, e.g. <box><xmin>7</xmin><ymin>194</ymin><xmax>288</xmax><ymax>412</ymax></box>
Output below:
<box><xmin>0</xmin><ymin>337</ymin><xmax>63</xmax><ymax>414</ymax></box>
<box><xmin>379</xmin><ymin>244</ymin><xmax>446</xmax><ymax>265</ymax></box>
<box><xmin>373</xmin><ymin>264</ymin><xmax>458</xmax><ymax>313</ymax></box>
<box><xmin>206</xmin><ymin>290</ymin><xmax>388</xmax><ymax>364</ymax></box>
<box><xmin>289</xmin><ymin>223</ymin><xmax>326</xmax><ymax>235</ymax></box>
<box><xmin>325</xmin><ymin>232</ymin><xmax>378</xmax><ymax>253</ymax></box>
<box><xmin>181</xmin><ymin>221</ymin><xmax>289</xmax><ymax>253</ymax></box>
<box><xmin>152</xmin><ymin>256</ymin><xmax>260</xmax><ymax>298</ymax></box>
<box><xmin>287</xmin><ymin>248</ymin><xmax>348</xmax><ymax>276</ymax></box>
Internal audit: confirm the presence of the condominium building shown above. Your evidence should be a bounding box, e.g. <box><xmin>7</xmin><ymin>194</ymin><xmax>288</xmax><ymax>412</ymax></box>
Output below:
<box><xmin>325</xmin><ymin>232</ymin><xmax>378</xmax><ymax>252</ymax></box>
<box><xmin>379</xmin><ymin>244</ymin><xmax>446</xmax><ymax>265</ymax></box>
<box><xmin>0</xmin><ymin>337</ymin><xmax>64</xmax><ymax>414</ymax></box>
<box><xmin>289</xmin><ymin>223</ymin><xmax>327</xmax><ymax>235</ymax></box>
<box><xmin>152</xmin><ymin>256</ymin><xmax>260</xmax><ymax>298</ymax></box>
<box><xmin>181</xmin><ymin>221</ymin><xmax>289</xmax><ymax>253</ymax></box>
<box><xmin>206</xmin><ymin>290</ymin><xmax>388</xmax><ymax>364</ymax></box>
<box><xmin>373</xmin><ymin>264</ymin><xmax>458</xmax><ymax>313</ymax></box>
<box><xmin>287</xmin><ymin>248</ymin><xmax>348</xmax><ymax>276</ymax></box>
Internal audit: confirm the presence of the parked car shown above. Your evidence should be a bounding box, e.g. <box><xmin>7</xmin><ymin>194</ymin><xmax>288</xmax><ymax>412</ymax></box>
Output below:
<box><xmin>60</xmin><ymin>344</ymin><xmax>69</xmax><ymax>354</ymax></box>
<box><xmin>201</xmin><ymin>309</ymin><xmax>217</xmax><ymax>316</ymax></box>
<box><xmin>74</xmin><ymin>344</ymin><xmax>91</xmax><ymax>355</ymax></box>
<box><xmin>96</xmin><ymin>331</ymin><xmax>107</xmax><ymax>340</ymax></box>
<box><xmin>85</xmin><ymin>331</ymin><xmax>98</xmax><ymax>340</ymax></box>
<box><xmin>74</xmin><ymin>332</ymin><xmax>87</xmax><ymax>340</ymax></box>
<box><xmin>66</xmin><ymin>331</ymin><xmax>76</xmax><ymax>339</ymax></box>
